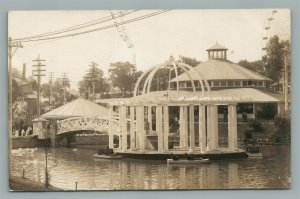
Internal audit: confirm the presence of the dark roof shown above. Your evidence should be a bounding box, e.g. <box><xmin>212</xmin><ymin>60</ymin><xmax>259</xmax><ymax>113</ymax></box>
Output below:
<box><xmin>206</xmin><ymin>42</ymin><xmax>228</xmax><ymax>51</ymax></box>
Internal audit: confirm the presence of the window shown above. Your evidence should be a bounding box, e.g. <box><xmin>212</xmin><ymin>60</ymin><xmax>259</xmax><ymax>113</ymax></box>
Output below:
<box><xmin>228</xmin><ymin>81</ymin><xmax>233</xmax><ymax>87</ymax></box>
<box><xmin>242</xmin><ymin>81</ymin><xmax>247</xmax><ymax>87</ymax></box>
<box><xmin>258</xmin><ymin>81</ymin><xmax>263</xmax><ymax>87</ymax></box>
<box><xmin>221</xmin><ymin>81</ymin><xmax>226</xmax><ymax>87</ymax></box>
<box><xmin>234</xmin><ymin>81</ymin><xmax>240</xmax><ymax>87</ymax></box>
<box><xmin>214</xmin><ymin>81</ymin><xmax>220</xmax><ymax>87</ymax></box>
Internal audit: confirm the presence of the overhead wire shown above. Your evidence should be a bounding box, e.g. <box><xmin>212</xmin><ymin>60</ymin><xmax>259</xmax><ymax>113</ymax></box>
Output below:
<box><xmin>15</xmin><ymin>9</ymin><xmax>172</xmax><ymax>43</ymax></box>
<box><xmin>12</xmin><ymin>10</ymin><xmax>139</xmax><ymax>41</ymax></box>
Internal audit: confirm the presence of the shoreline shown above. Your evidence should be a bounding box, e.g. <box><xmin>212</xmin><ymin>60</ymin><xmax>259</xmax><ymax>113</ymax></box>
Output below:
<box><xmin>9</xmin><ymin>176</ymin><xmax>61</xmax><ymax>191</ymax></box>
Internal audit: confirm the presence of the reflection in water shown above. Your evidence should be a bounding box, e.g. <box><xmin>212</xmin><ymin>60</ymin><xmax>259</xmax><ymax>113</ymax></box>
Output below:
<box><xmin>11</xmin><ymin>145</ymin><xmax>290</xmax><ymax>190</ymax></box>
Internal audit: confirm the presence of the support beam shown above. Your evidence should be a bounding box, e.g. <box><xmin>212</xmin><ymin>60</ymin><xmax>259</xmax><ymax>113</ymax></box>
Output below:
<box><xmin>213</xmin><ymin>105</ymin><xmax>219</xmax><ymax>148</ymax></box>
<box><xmin>199</xmin><ymin>105</ymin><xmax>206</xmax><ymax>152</ymax></box>
<box><xmin>108</xmin><ymin>106</ymin><xmax>114</xmax><ymax>148</ymax></box>
<box><xmin>228</xmin><ymin>104</ymin><xmax>238</xmax><ymax>150</ymax></box>
<box><xmin>118</xmin><ymin>106</ymin><xmax>122</xmax><ymax>149</ymax></box>
<box><xmin>136</xmin><ymin>106</ymin><xmax>145</xmax><ymax>151</ymax></box>
<box><xmin>156</xmin><ymin>106</ymin><xmax>163</xmax><ymax>152</ymax></box>
<box><xmin>148</xmin><ymin>106</ymin><xmax>152</xmax><ymax>134</ymax></box>
<box><xmin>163</xmin><ymin>106</ymin><xmax>169</xmax><ymax>151</ymax></box>
<box><xmin>121</xmin><ymin>106</ymin><xmax>127</xmax><ymax>152</ymax></box>
<box><xmin>206</xmin><ymin>105</ymin><xmax>213</xmax><ymax>150</ymax></box>
<box><xmin>179</xmin><ymin>106</ymin><xmax>188</xmax><ymax>149</ymax></box>
<box><xmin>129</xmin><ymin>106</ymin><xmax>136</xmax><ymax>150</ymax></box>
<box><xmin>189</xmin><ymin>105</ymin><xmax>195</xmax><ymax>152</ymax></box>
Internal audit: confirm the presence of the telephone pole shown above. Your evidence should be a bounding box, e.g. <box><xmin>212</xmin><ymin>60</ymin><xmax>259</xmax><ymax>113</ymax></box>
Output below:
<box><xmin>8</xmin><ymin>37</ymin><xmax>23</xmax><ymax>178</ymax></box>
<box><xmin>48</xmin><ymin>72</ymin><xmax>55</xmax><ymax>104</ymax></box>
<box><xmin>60</xmin><ymin>73</ymin><xmax>69</xmax><ymax>104</ymax></box>
<box><xmin>32</xmin><ymin>55</ymin><xmax>46</xmax><ymax>119</ymax></box>
<box><xmin>87</xmin><ymin>62</ymin><xmax>99</xmax><ymax>102</ymax></box>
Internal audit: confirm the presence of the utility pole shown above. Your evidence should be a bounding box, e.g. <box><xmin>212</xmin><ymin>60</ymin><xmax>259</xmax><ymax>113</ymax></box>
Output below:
<box><xmin>48</xmin><ymin>72</ymin><xmax>55</xmax><ymax>105</ymax></box>
<box><xmin>60</xmin><ymin>73</ymin><xmax>69</xmax><ymax>104</ymax></box>
<box><xmin>8</xmin><ymin>37</ymin><xmax>23</xmax><ymax>178</ymax></box>
<box><xmin>88</xmin><ymin>62</ymin><xmax>99</xmax><ymax>102</ymax></box>
<box><xmin>32</xmin><ymin>55</ymin><xmax>46</xmax><ymax>119</ymax></box>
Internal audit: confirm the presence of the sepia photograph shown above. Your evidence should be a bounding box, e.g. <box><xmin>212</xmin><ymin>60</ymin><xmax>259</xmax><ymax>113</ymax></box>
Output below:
<box><xmin>8</xmin><ymin>9</ymin><xmax>291</xmax><ymax>191</ymax></box>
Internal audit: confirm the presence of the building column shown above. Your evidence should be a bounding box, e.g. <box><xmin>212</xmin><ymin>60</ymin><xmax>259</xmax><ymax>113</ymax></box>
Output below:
<box><xmin>129</xmin><ymin>106</ymin><xmax>136</xmax><ymax>150</ymax></box>
<box><xmin>198</xmin><ymin>105</ymin><xmax>206</xmax><ymax>153</ymax></box>
<box><xmin>207</xmin><ymin>105</ymin><xmax>218</xmax><ymax>150</ymax></box>
<box><xmin>148</xmin><ymin>106</ymin><xmax>152</xmax><ymax>134</ymax></box>
<box><xmin>136</xmin><ymin>106</ymin><xmax>145</xmax><ymax>151</ymax></box>
<box><xmin>189</xmin><ymin>105</ymin><xmax>195</xmax><ymax>152</ymax></box>
<box><xmin>179</xmin><ymin>106</ymin><xmax>186</xmax><ymax>149</ymax></box>
<box><xmin>163</xmin><ymin>106</ymin><xmax>169</xmax><ymax>152</ymax></box>
<box><xmin>108</xmin><ymin>106</ymin><xmax>114</xmax><ymax>148</ymax></box>
<box><xmin>228</xmin><ymin>104</ymin><xmax>238</xmax><ymax>150</ymax></box>
<box><xmin>213</xmin><ymin>105</ymin><xmax>219</xmax><ymax>148</ymax></box>
<box><xmin>156</xmin><ymin>106</ymin><xmax>163</xmax><ymax>152</ymax></box>
<box><xmin>120</xmin><ymin>106</ymin><xmax>127</xmax><ymax>151</ymax></box>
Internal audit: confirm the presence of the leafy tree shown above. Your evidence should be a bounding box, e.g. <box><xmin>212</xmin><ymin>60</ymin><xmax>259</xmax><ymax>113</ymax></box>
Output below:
<box><xmin>262</xmin><ymin>35</ymin><xmax>290</xmax><ymax>83</ymax></box>
<box><xmin>180</xmin><ymin>56</ymin><xmax>201</xmax><ymax>67</ymax></box>
<box><xmin>78</xmin><ymin>65</ymin><xmax>109</xmax><ymax>98</ymax></box>
<box><xmin>109</xmin><ymin>62</ymin><xmax>142</xmax><ymax>95</ymax></box>
<box><xmin>238</xmin><ymin>60</ymin><xmax>265</xmax><ymax>74</ymax></box>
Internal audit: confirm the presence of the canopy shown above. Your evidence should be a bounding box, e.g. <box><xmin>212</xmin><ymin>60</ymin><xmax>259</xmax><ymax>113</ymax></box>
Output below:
<box><xmin>42</xmin><ymin>98</ymin><xmax>111</xmax><ymax>120</ymax></box>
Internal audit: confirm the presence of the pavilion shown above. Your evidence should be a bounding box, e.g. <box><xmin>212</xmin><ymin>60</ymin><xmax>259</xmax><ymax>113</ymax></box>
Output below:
<box><xmin>104</xmin><ymin>57</ymin><xmax>277</xmax><ymax>159</ymax></box>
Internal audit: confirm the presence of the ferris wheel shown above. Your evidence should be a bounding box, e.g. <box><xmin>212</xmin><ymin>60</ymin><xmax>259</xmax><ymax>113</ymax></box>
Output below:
<box><xmin>262</xmin><ymin>9</ymin><xmax>291</xmax><ymax>52</ymax></box>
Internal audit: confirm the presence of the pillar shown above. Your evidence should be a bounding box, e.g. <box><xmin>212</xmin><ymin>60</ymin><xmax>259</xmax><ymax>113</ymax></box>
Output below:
<box><xmin>156</xmin><ymin>106</ymin><xmax>163</xmax><ymax>152</ymax></box>
<box><xmin>189</xmin><ymin>105</ymin><xmax>195</xmax><ymax>152</ymax></box>
<box><xmin>108</xmin><ymin>106</ymin><xmax>114</xmax><ymax>148</ymax></box>
<box><xmin>148</xmin><ymin>106</ymin><xmax>152</xmax><ymax>134</ymax></box>
<box><xmin>129</xmin><ymin>106</ymin><xmax>136</xmax><ymax>150</ymax></box>
<box><xmin>163</xmin><ymin>106</ymin><xmax>169</xmax><ymax>152</ymax></box>
<box><xmin>228</xmin><ymin>104</ymin><xmax>238</xmax><ymax>150</ymax></box>
<box><xmin>136</xmin><ymin>106</ymin><xmax>145</xmax><ymax>151</ymax></box>
<box><xmin>199</xmin><ymin>105</ymin><xmax>206</xmax><ymax>152</ymax></box>
<box><xmin>207</xmin><ymin>105</ymin><xmax>218</xmax><ymax>150</ymax></box>
<box><xmin>120</xmin><ymin>106</ymin><xmax>127</xmax><ymax>152</ymax></box>
<box><xmin>179</xmin><ymin>106</ymin><xmax>188</xmax><ymax>149</ymax></box>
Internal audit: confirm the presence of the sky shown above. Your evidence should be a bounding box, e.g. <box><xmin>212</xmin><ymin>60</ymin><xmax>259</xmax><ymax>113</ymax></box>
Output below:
<box><xmin>8</xmin><ymin>9</ymin><xmax>291</xmax><ymax>90</ymax></box>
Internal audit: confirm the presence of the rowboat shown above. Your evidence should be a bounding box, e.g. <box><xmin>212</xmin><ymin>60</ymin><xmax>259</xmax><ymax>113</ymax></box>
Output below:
<box><xmin>167</xmin><ymin>158</ymin><xmax>209</xmax><ymax>164</ymax></box>
<box><xmin>247</xmin><ymin>152</ymin><xmax>263</xmax><ymax>158</ymax></box>
<box><xmin>93</xmin><ymin>154</ymin><xmax>122</xmax><ymax>159</ymax></box>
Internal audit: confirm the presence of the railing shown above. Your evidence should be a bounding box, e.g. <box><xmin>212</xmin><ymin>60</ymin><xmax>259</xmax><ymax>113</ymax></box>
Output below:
<box><xmin>57</xmin><ymin>116</ymin><xmax>119</xmax><ymax>135</ymax></box>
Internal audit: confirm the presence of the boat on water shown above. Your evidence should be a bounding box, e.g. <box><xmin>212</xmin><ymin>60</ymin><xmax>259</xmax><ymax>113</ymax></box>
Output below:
<box><xmin>167</xmin><ymin>158</ymin><xmax>209</xmax><ymax>164</ymax></box>
<box><xmin>93</xmin><ymin>154</ymin><xmax>122</xmax><ymax>159</ymax></box>
<box><xmin>247</xmin><ymin>152</ymin><xmax>263</xmax><ymax>158</ymax></box>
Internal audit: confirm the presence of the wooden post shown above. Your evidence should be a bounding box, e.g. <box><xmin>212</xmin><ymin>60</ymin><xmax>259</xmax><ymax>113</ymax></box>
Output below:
<box><xmin>199</xmin><ymin>105</ymin><xmax>206</xmax><ymax>152</ymax></box>
<box><xmin>148</xmin><ymin>106</ymin><xmax>152</xmax><ymax>134</ymax></box>
<box><xmin>213</xmin><ymin>105</ymin><xmax>219</xmax><ymax>148</ymax></box>
<box><xmin>130</xmin><ymin>106</ymin><xmax>135</xmax><ymax>150</ymax></box>
<box><xmin>189</xmin><ymin>105</ymin><xmax>195</xmax><ymax>152</ymax></box>
<box><xmin>108</xmin><ymin>106</ymin><xmax>114</xmax><ymax>148</ymax></box>
<box><xmin>183</xmin><ymin>106</ymin><xmax>189</xmax><ymax>148</ymax></box>
<box><xmin>136</xmin><ymin>106</ymin><xmax>145</xmax><ymax>151</ymax></box>
<box><xmin>163</xmin><ymin>106</ymin><xmax>169</xmax><ymax>151</ymax></box>
<box><xmin>121</xmin><ymin>106</ymin><xmax>127</xmax><ymax>151</ymax></box>
<box><xmin>156</xmin><ymin>106</ymin><xmax>163</xmax><ymax>152</ymax></box>
<box><xmin>179</xmin><ymin>106</ymin><xmax>186</xmax><ymax>149</ymax></box>
<box><xmin>228</xmin><ymin>104</ymin><xmax>238</xmax><ymax>150</ymax></box>
<box><xmin>206</xmin><ymin>105</ymin><xmax>212</xmax><ymax>150</ymax></box>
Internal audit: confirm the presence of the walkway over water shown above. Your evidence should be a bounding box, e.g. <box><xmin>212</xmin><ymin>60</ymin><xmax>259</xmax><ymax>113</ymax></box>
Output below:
<box><xmin>56</xmin><ymin>116</ymin><xmax>120</xmax><ymax>135</ymax></box>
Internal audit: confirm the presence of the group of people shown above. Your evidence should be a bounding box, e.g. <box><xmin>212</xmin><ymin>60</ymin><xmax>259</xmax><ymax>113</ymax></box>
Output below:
<box><xmin>12</xmin><ymin>126</ymin><xmax>33</xmax><ymax>137</ymax></box>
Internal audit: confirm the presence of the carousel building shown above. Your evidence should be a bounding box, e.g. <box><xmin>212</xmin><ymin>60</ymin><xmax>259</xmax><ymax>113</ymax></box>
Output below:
<box><xmin>104</xmin><ymin>57</ymin><xmax>280</xmax><ymax>159</ymax></box>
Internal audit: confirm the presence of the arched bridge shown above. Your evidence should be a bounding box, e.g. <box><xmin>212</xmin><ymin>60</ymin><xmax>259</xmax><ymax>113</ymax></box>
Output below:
<box><xmin>56</xmin><ymin>116</ymin><xmax>120</xmax><ymax>135</ymax></box>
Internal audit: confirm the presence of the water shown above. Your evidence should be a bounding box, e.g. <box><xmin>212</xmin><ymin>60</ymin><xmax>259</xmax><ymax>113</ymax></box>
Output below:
<box><xmin>11</xmin><ymin>145</ymin><xmax>291</xmax><ymax>190</ymax></box>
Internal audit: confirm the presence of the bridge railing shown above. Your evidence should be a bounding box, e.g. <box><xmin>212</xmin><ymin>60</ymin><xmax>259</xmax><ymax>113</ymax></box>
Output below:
<box><xmin>57</xmin><ymin>116</ymin><xmax>120</xmax><ymax>135</ymax></box>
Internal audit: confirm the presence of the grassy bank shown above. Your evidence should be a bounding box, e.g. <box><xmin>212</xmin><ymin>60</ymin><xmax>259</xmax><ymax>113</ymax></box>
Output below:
<box><xmin>9</xmin><ymin>176</ymin><xmax>61</xmax><ymax>191</ymax></box>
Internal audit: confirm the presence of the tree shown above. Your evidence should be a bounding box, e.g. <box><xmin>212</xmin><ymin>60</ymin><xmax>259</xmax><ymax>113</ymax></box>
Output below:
<box><xmin>78</xmin><ymin>65</ymin><xmax>109</xmax><ymax>99</ymax></box>
<box><xmin>238</xmin><ymin>60</ymin><xmax>265</xmax><ymax>74</ymax></box>
<box><xmin>109</xmin><ymin>62</ymin><xmax>142</xmax><ymax>95</ymax></box>
<box><xmin>262</xmin><ymin>35</ymin><xmax>290</xmax><ymax>83</ymax></box>
<box><xmin>180</xmin><ymin>56</ymin><xmax>201</xmax><ymax>67</ymax></box>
